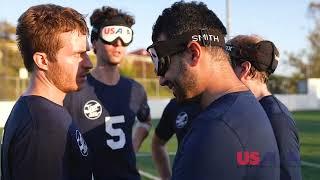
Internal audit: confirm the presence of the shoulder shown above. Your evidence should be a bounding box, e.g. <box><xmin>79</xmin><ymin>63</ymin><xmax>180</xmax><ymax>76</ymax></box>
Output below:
<box><xmin>190</xmin><ymin>112</ymin><xmax>239</xmax><ymax>142</ymax></box>
<box><xmin>260</xmin><ymin>95</ymin><xmax>298</xmax><ymax>135</ymax></box>
<box><xmin>167</xmin><ymin>99</ymin><xmax>201</xmax><ymax>112</ymax></box>
<box><xmin>159</xmin><ymin>99</ymin><xmax>178</xmax><ymax>124</ymax></box>
<box><xmin>164</xmin><ymin>99</ymin><xmax>178</xmax><ymax>111</ymax></box>
<box><xmin>10</xmin><ymin>97</ymin><xmax>30</xmax><ymax>117</ymax></box>
<box><xmin>226</xmin><ymin>91</ymin><xmax>267</xmax><ymax>119</ymax></box>
<box><xmin>25</xmin><ymin>96</ymin><xmax>72</xmax><ymax>129</ymax></box>
<box><xmin>121</xmin><ymin>76</ymin><xmax>145</xmax><ymax>90</ymax></box>
<box><xmin>259</xmin><ymin>95</ymin><xmax>289</xmax><ymax>113</ymax></box>
<box><xmin>4</xmin><ymin>96</ymin><xmax>73</xmax><ymax>144</ymax></box>
<box><xmin>168</xmin><ymin>98</ymin><xmax>177</xmax><ymax>105</ymax></box>
<box><xmin>216</xmin><ymin>91</ymin><xmax>259</xmax><ymax>111</ymax></box>
<box><xmin>196</xmin><ymin>91</ymin><xmax>271</xmax><ymax>140</ymax></box>
<box><xmin>16</xmin><ymin>96</ymin><xmax>69</xmax><ymax>120</ymax></box>
<box><xmin>121</xmin><ymin>77</ymin><xmax>148</xmax><ymax>102</ymax></box>
<box><xmin>260</xmin><ymin>95</ymin><xmax>292</xmax><ymax>117</ymax></box>
<box><xmin>204</xmin><ymin>91</ymin><xmax>264</xmax><ymax>122</ymax></box>
<box><xmin>162</xmin><ymin>99</ymin><xmax>201</xmax><ymax>121</ymax></box>
<box><xmin>4</xmin><ymin>97</ymin><xmax>33</xmax><ymax>138</ymax></box>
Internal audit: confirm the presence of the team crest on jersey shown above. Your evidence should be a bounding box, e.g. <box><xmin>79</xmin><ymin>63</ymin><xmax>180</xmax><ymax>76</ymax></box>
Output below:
<box><xmin>176</xmin><ymin>112</ymin><xmax>188</xmax><ymax>128</ymax></box>
<box><xmin>83</xmin><ymin>100</ymin><xmax>102</xmax><ymax>120</ymax></box>
<box><xmin>76</xmin><ymin>130</ymin><xmax>88</xmax><ymax>156</ymax></box>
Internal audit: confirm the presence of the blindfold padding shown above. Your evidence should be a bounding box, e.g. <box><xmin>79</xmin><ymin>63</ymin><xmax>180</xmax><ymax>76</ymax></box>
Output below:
<box><xmin>100</xmin><ymin>25</ymin><xmax>133</xmax><ymax>45</ymax></box>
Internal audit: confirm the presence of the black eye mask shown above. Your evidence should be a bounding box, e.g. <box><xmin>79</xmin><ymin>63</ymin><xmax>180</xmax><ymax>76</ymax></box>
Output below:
<box><xmin>226</xmin><ymin>40</ymin><xmax>279</xmax><ymax>74</ymax></box>
<box><xmin>147</xmin><ymin>29</ymin><xmax>225</xmax><ymax>76</ymax></box>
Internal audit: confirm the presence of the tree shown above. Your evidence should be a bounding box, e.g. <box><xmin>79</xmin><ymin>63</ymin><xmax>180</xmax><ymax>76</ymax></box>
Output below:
<box><xmin>0</xmin><ymin>21</ymin><xmax>25</xmax><ymax>100</ymax></box>
<box><xmin>307</xmin><ymin>2</ymin><xmax>320</xmax><ymax>77</ymax></box>
<box><xmin>287</xmin><ymin>2</ymin><xmax>320</xmax><ymax>78</ymax></box>
<box><xmin>0</xmin><ymin>21</ymin><xmax>23</xmax><ymax>77</ymax></box>
<box><xmin>0</xmin><ymin>21</ymin><xmax>16</xmax><ymax>41</ymax></box>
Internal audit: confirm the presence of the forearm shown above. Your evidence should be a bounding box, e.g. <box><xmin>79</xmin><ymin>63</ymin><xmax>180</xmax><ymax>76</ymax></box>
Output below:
<box><xmin>133</xmin><ymin>125</ymin><xmax>150</xmax><ymax>152</ymax></box>
<box><xmin>152</xmin><ymin>135</ymin><xmax>171</xmax><ymax>180</ymax></box>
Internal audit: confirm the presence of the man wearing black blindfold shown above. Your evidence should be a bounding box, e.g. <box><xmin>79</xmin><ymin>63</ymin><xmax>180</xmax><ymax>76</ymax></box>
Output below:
<box><xmin>227</xmin><ymin>35</ymin><xmax>302</xmax><ymax>180</ymax></box>
<box><xmin>148</xmin><ymin>1</ymin><xmax>280</xmax><ymax>180</ymax></box>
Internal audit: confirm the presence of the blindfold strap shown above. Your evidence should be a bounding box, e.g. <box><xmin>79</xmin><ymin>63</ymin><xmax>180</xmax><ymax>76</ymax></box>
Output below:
<box><xmin>226</xmin><ymin>41</ymin><xmax>279</xmax><ymax>74</ymax></box>
<box><xmin>182</xmin><ymin>29</ymin><xmax>225</xmax><ymax>48</ymax></box>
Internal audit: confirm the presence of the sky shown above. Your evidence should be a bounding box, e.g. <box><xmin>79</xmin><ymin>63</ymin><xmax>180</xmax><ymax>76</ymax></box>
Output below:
<box><xmin>0</xmin><ymin>0</ymin><xmax>317</xmax><ymax>76</ymax></box>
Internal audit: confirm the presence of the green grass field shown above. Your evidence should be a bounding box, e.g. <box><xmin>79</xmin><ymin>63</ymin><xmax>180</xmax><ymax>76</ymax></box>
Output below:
<box><xmin>0</xmin><ymin>111</ymin><xmax>319</xmax><ymax>179</ymax></box>
<box><xmin>137</xmin><ymin>111</ymin><xmax>320</xmax><ymax>180</ymax></box>
<box><xmin>292</xmin><ymin>111</ymin><xmax>320</xmax><ymax>180</ymax></box>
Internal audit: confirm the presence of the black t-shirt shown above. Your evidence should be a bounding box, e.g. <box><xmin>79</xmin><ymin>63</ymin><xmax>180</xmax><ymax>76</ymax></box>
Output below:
<box><xmin>1</xmin><ymin>96</ymin><xmax>91</xmax><ymax>180</ymax></box>
<box><xmin>172</xmin><ymin>91</ymin><xmax>280</xmax><ymax>180</ymax></box>
<box><xmin>260</xmin><ymin>95</ymin><xmax>302</xmax><ymax>180</ymax></box>
<box><xmin>155</xmin><ymin>98</ymin><xmax>201</xmax><ymax>146</ymax></box>
<box><xmin>64</xmin><ymin>74</ymin><xmax>150</xmax><ymax>180</ymax></box>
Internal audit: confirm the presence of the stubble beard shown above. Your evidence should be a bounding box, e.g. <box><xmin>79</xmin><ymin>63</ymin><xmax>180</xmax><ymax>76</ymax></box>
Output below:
<box><xmin>175</xmin><ymin>61</ymin><xmax>198</xmax><ymax>103</ymax></box>
<box><xmin>48</xmin><ymin>62</ymin><xmax>78</xmax><ymax>93</ymax></box>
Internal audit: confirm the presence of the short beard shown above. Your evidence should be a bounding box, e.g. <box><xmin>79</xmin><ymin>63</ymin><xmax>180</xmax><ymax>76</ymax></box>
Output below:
<box><xmin>47</xmin><ymin>61</ymin><xmax>77</xmax><ymax>93</ymax></box>
<box><xmin>175</xmin><ymin>60</ymin><xmax>199</xmax><ymax>103</ymax></box>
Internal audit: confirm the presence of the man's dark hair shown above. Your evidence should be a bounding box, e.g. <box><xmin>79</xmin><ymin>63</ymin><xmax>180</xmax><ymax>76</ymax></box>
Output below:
<box><xmin>90</xmin><ymin>6</ymin><xmax>135</xmax><ymax>43</ymax></box>
<box><xmin>152</xmin><ymin>1</ymin><xmax>227</xmax><ymax>42</ymax></box>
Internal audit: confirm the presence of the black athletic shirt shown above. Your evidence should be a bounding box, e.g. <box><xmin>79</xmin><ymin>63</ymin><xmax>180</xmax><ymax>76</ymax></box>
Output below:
<box><xmin>172</xmin><ymin>91</ymin><xmax>280</xmax><ymax>180</ymax></box>
<box><xmin>155</xmin><ymin>98</ymin><xmax>201</xmax><ymax>146</ymax></box>
<box><xmin>64</xmin><ymin>74</ymin><xmax>150</xmax><ymax>180</ymax></box>
<box><xmin>1</xmin><ymin>96</ymin><xmax>91</xmax><ymax>180</ymax></box>
<box><xmin>260</xmin><ymin>95</ymin><xmax>301</xmax><ymax>180</ymax></box>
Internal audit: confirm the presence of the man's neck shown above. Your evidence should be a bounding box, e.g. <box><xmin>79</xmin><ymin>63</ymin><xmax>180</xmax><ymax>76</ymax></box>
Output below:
<box><xmin>201</xmin><ymin>82</ymin><xmax>247</xmax><ymax>109</ymax></box>
<box><xmin>200</xmin><ymin>67</ymin><xmax>248</xmax><ymax>109</ymax></box>
<box><xmin>91</xmin><ymin>64</ymin><xmax>121</xmax><ymax>85</ymax></box>
<box><xmin>23</xmin><ymin>72</ymin><xmax>65</xmax><ymax>106</ymax></box>
<box><xmin>247</xmin><ymin>82</ymin><xmax>271</xmax><ymax>100</ymax></box>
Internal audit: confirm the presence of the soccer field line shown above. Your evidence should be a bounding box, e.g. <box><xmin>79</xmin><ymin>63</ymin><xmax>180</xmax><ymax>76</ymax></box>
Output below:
<box><xmin>137</xmin><ymin>153</ymin><xmax>320</xmax><ymax>169</ymax></box>
<box><xmin>301</xmin><ymin>161</ymin><xmax>320</xmax><ymax>168</ymax></box>
<box><xmin>137</xmin><ymin>152</ymin><xmax>176</xmax><ymax>157</ymax></box>
<box><xmin>139</xmin><ymin>170</ymin><xmax>160</xmax><ymax>180</ymax></box>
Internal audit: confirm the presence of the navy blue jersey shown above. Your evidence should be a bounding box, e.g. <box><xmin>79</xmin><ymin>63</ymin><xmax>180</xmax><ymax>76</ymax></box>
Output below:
<box><xmin>172</xmin><ymin>91</ymin><xmax>280</xmax><ymax>180</ymax></box>
<box><xmin>155</xmin><ymin>98</ymin><xmax>201</xmax><ymax>146</ymax></box>
<box><xmin>260</xmin><ymin>95</ymin><xmax>301</xmax><ymax>180</ymax></box>
<box><xmin>1</xmin><ymin>96</ymin><xmax>91</xmax><ymax>180</ymax></box>
<box><xmin>64</xmin><ymin>74</ymin><xmax>150</xmax><ymax>180</ymax></box>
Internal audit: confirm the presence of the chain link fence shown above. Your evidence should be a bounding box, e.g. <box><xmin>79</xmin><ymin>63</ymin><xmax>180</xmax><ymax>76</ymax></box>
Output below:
<box><xmin>0</xmin><ymin>76</ymin><xmax>171</xmax><ymax>100</ymax></box>
<box><xmin>0</xmin><ymin>76</ymin><xmax>28</xmax><ymax>100</ymax></box>
<box><xmin>134</xmin><ymin>78</ymin><xmax>172</xmax><ymax>98</ymax></box>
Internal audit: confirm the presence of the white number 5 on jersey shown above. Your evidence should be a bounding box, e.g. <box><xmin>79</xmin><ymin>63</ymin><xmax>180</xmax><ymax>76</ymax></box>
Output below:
<box><xmin>105</xmin><ymin>115</ymin><xmax>126</xmax><ymax>150</ymax></box>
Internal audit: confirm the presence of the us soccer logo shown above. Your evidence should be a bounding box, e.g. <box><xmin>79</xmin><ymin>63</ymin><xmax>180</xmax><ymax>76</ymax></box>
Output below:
<box><xmin>76</xmin><ymin>130</ymin><xmax>88</xmax><ymax>157</ymax></box>
<box><xmin>83</xmin><ymin>100</ymin><xmax>102</xmax><ymax>120</ymax></box>
<box><xmin>176</xmin><ymin>112</ymin><xmax>188</xmax><ymax>128</ymax></box>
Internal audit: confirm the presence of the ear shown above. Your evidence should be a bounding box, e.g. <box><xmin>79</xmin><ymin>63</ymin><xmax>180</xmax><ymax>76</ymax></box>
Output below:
<box><xmin>239</xmin><ymin>61</ymin><xmax>252</xmax><ymax>80</ymax></box>
<box><xmin>33</xmin><ymin>52</ymin><xmax>49</xmax><ymax>71</ymax></box>
<box><xmin>186</xmin><ymin>41</ymin><xmax>201</xmax><ymax>66</ymax></box>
